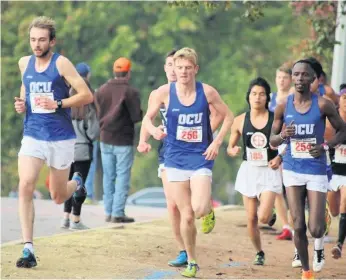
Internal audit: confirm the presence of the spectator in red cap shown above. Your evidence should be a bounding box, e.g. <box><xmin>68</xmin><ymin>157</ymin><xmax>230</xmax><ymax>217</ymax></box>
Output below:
<box><xmin>95</xmin><ymin>57</ymin><xmax>142</xmax><ymax>223</ymax></box>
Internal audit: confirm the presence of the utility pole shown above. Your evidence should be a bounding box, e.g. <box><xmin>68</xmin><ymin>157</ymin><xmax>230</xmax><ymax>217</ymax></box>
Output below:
<box><xmin>331</xmin><ymin>1</ymin><xmax>346</xmax><ymax>92</ymax></box>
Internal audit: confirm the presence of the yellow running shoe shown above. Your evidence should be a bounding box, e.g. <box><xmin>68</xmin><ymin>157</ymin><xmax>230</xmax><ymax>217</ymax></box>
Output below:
<box><xmin>324</xmin><ymin>201</ymin><xmax>332</xmax><ymax>236</ymax></box>
<box><xmin>201</xmin><ymin>208</ymin><xmax>215</xmax><ymax>234</ymax></box>
<box><xmin>84</xmin><ymin>198</ymin><xmax>93</xmax><ymax>205</ymax></box>
<box><xmin>181</xmin><ymin>260</ymin><xmax>199</xmax><ymax>278</ymax></box>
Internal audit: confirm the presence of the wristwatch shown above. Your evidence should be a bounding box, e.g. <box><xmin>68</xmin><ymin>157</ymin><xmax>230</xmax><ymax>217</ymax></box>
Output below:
<box><xmin>321</xmin><ymin>142</ymin><xmax>329</xmax><ymax>152</ymax></box>
<box><xmin>57</xmin><ymin>100</ymin><xmax>63</xmax><ymax>109</ymax></box>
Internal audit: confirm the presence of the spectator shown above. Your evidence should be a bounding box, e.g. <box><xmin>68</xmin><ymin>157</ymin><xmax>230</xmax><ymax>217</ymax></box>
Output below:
<box><xmin>79</xmin><ymin>65</ymin><xmax>99</xmax><ymax>205</ymax></box>
<box><xmin>84</xmin><ymin>141</ymin><xmax>99</xmax><ymax>204</ymax></box>
<box><xmin>95</xmin><ymin>57</ymin><xmax>142</xmax><ymax>223</ymax></box>
<box><xmin>61</xmin><ymin>62</ymin><xmax>100</xmax><ymax>230</ymax></box>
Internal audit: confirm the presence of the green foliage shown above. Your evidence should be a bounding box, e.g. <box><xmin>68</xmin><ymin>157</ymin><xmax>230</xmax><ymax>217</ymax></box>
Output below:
<box><xmin>2</xmin><ymin>1</ymin><xmax>309</xmax><ymax>203</ymax></box>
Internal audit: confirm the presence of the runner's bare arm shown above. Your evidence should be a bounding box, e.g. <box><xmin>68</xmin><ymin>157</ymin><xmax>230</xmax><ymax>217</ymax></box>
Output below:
<box><xmin>56</xmin><ymin>56</ymin><xmax>93</xmax><ymax>108</ymax></box>
<box><xmin>18</xmin><ymin>56</ymin><xmax>31</xmax><ymax>100</ymax></box>
<box><xmin>324</xmin><ymin>118</ymin><xmax>335</xmax><ymax>142</ymax></box>
<box><xmin>142</xmin><ymin>85</ymin><xmax>168</xmax><ymax>140</ymax></box>
<box><xmin>209</xmin><ymin>104</ymin><xmax>223</xmax><ymax>133</ymax></box>
<box><xmin>204</xmin><ymin>85</ymin><xmax>234</xmax><ymax>146</ymax></box>
<box><xmin>227</xmin><ymin>114</ymin><xmax>244</xmax><ymax>157</ymax></box>
<box><xmin>325</xmin><ymin>85</ymin><xmax>339</xmax><ymax>106</ymax></box>
<box><xmin>14</xmin><ymin>57</ymin><xmax>31</xmax><ymax>113</ymax></box>
<box><xmin>139</xmin><ymin>90</ymin><xmax>159</xmax><ymax>144</ymax></box>
<box><xmin>270</xmin><ymin>103</ymin><xmax>286</xmax><ymax>147</ymax></box>
<box><xmin>320</xmin><ymin>98</ymin><xmax>346</xmax><ymax>148</ymax></box>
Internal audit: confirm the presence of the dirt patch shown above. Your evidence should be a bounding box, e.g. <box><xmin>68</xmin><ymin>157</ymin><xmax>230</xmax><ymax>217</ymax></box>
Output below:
<box><xmin>1</xmin><ymin>208</ymin><xmax>345</xmax><ymax>279</ymax></box>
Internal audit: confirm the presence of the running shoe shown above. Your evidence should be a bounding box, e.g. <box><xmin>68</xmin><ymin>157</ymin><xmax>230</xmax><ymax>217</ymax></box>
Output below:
<box><xmin>276</xmin><ymin>228</ymin><xmax>292</xmax><ymax>240</ymax></box>
<box><xmin>268</xmin><ymin>208</ymin><xmax>277</xmax><ymax>227</ymax></box>
<box><xmin>60</xmin><ymin>218</ymin><xmax>70</xmax><ymax>229</ymax></box>
<box><xmin>331</xmin><ymin>243</ymin><xmax>342</xmax><ymax>259</ymax></box>
<box><xmin>292</xmin><ymin>252</ymin><xmax>302</xmax><ymax>268</ymax></box>
<box><xmin>16</xmin><ymin>248</ymin><xmax>37</xmax><ymax>268</ymax></box>
<box><xmin>69</xmin><ymin>221</ymin><xmax>89</xmax><ymax>230</ymax></box>
<box><xmin>302</xmin><ymin>270</ymin><xmax>314</xmax><ymax>280</ymax></box>
<box><xmin>201</xmin><ymin>208</ymin><xmax>215</xmax><ymax>234</ymax></box>
<box><xmin>181</xmin><ymin>260</ymin><xmax>199</xmax><ymax>278</ymax></box>
<box><xmin>253</xmin><ymin>251</ymin><xmax>265</xmax><ymax>265</ymax></box>
<box><xmin>168</xmin><ymin>250</ymin><xmax>188</xmax><ymax>267</ymax></box>
<box><xmin>313</xmin><ymin>249</ymin><xmax>325</xmax><ymax>272</ymax></box>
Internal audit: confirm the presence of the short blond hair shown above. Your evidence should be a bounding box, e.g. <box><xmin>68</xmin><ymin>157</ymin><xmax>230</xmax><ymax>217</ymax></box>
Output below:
<box><xmin>276</xmin><ymin>64</ymin><xmax>292</xmax><ymax>76</ymax></box>
<box><xmin>29</xmin><ymin>16</ymin><xmax>56</xmax><ymax>41</ymax></box>
<box><xmin>173</xmin><ymin>47</ymin><xmax>198</xmax><ymax>65</ymax></box>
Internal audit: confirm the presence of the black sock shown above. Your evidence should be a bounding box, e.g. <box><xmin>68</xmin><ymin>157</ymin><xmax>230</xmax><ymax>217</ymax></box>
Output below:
<box><xmin>338</xmin><ymin>213</ymin><xmax>346</xmax><ymax>246</ymax></box>
<box><xmin>257</xmin><ymin>250</ymin><xmax>265</xmax><ymax>256</ymax></box>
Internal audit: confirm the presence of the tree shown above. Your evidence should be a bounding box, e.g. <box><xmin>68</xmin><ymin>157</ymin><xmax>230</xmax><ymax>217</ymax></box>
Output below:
<box><xmin>169</xmin><ymin>0</ymin><xmax>346</xmax><ymax>72</ymax></box>
<box><xmin>1</xmin><ymin>2</ymin><xmax>309</xmax><ymax>203</ymax></box>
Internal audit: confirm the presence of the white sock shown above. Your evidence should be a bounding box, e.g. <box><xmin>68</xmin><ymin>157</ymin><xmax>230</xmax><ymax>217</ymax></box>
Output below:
<box><xmin>24</xmin><ymin>242</ymin><xmax>34</xmax><ymax>253</ymax></box>
<box><xmin>292</xmin><ymin>230</ymin><xmax>295</xmax><ymax>237</ymax></box>
<box><xmin>314</xmin><ymin>236</ymin><xmax>325</xmax><ymax>250</ymax></box>
<box><xmin>283</xmin><ymin>224</ymin><xmax>292</xmax><ymax>231</ymax></box>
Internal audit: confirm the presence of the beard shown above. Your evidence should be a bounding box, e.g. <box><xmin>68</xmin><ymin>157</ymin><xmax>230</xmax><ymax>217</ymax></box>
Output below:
<box><xmin>35</xmin><ymin>47</ymin><xmax>50</xmax><ymax>58</ymax></box>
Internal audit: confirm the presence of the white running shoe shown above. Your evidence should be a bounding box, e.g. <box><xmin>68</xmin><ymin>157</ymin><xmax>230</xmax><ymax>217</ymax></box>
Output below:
<box><xmin>69</xmin><ymin>221</ymin><xmax>89</xmax><ymax>230</ymax></box>
<box><xmin>60</xmin><ymin>218</ymin><xmax>70</xmax><ymax>229</ymax></box>
<box><xmin>313</xmin><ymin>249</ymin><xmax>325</xmax><ymax>272</ymax></box>
<box><xmin>292</xmin><ymin>252</ymin><xmax>302</xmax><ymax>268</ymax></box>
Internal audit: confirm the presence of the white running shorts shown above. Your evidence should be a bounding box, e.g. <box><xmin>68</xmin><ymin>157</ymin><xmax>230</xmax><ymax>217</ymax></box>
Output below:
<box><xmin>235</xmin><ymin>161</ymin><xmax>282</xmax><ymax>198</ymax></box>
<box><xmin>283</xmin><ymin>169</ymin><xmax>328</xmax><ymax>193</ymax></box>
<box><xmin>18</xmin><ymin>136</ymin><xmax>75</xmax><ymax>170</ymax></box>
<box><xmin>165</xmin><ymin>167</ymin><xmax>212</xmax><ymax>182</ymax></box>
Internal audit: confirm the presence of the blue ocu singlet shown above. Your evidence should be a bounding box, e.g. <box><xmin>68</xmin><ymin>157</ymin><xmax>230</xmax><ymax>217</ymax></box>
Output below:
<box><xmin>164</xmin><ymin>82</ymin><xmax>214</xmax><ymax>170</ymax></box>
<box><xmin>283</xmin><ymin>94</ymin><xmax>326</xmax><ymax>175</ymax></box>
<box><xmin>23</xmin><ymin>53</ymin><xmax>75</xmax><ymax>141</ymax></box>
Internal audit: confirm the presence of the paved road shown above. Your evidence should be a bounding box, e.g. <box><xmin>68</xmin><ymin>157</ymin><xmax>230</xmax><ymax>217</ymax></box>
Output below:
<box><xmin>1</xmin><ymin>197</ymin><xmax>167</xmax><ymax>244</ymax></box>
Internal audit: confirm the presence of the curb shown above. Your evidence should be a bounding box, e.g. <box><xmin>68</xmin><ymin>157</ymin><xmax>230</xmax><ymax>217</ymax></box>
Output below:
<box><xmin>1</xmin><ymin>217</ymin><xmax>166</xmax><ymax>248</ymax></box>
<box><xmin>1</xmin><ymin>204</ymin><xmax>243</xmax><ymax>248</ymax></box>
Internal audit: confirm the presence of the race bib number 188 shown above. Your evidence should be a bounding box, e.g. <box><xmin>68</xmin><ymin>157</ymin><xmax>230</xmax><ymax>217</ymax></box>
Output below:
<box><xmin>176</xmin><ymin>126</ymin><xmax>202</xmax><ymax>142</ymax></box>
<box><xmin>30</xmin><ymin>92</ymin><xmax>55</xmax><ymax>114</ymax></box>
<box><xmin>290</xmin><ymin>138</ymin><xmax>316</xmax><ymax>159</ymax></box>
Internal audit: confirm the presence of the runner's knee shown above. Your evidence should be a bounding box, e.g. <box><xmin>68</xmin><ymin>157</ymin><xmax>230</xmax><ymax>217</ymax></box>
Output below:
<box><xmin>192</xmin><ymin>204</ymin><xmax>209</xmax><ymax>219</ymax></box>
<box><xmin>50</xmin><ymin>192</ymin><xmax>65</xmax><ymax>204</ymax></box>
<box><xmin>258</xmin><ymin>211</ymin><xmax>271</xmax><ymax>224</ymax></box>
<box><xmin>293</xmin><ymin>220</ymin><xmax>306</xmax><ymax>236</ymax></box>
<box><xmin>167</xmin><ymin>201</ymin><xmax>178</xmax><ymax>214</ymax></box>
<box><xmin>18</xmin><ymin>179</ymin><xmax>35</xmax><ymax>197</ymax></box>
<box><xmin>330</xmin><ymin>205</ymin><xmax>340</xmax><ymax>217</ymax></box>
<box><xmin>180</xmin><ymin>209</ymin><xmax>194</xmax><ymax>225</ymax></box>
<box><xmin>308</xmin><ymin>223</ymin><xmax>324</xmax><ymax>238</ymax></box>
<box><xmin>247</xmin><ymin>214</ymin><xmax>258</xmax><ymax>227</ymax></box>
